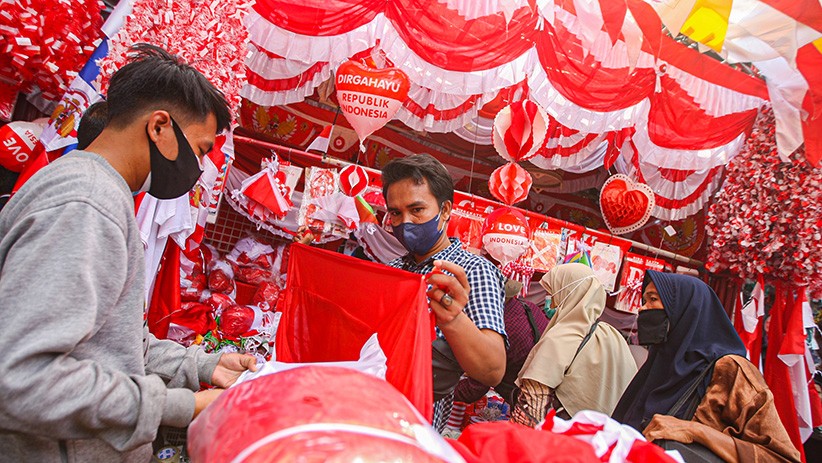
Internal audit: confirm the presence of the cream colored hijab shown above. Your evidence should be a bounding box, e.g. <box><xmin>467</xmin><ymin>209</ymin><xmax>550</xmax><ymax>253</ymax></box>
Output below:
<box><xmin>517</xmin><ymin>263</ymin><xmax>637</xmax><ymax>416</ymax></box>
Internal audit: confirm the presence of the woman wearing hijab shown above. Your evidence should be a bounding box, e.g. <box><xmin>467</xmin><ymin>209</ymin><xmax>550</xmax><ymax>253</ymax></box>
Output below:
<box><xmin>511</xmin><ymin>263</ymin><xmax>637</xmax><ymax>427</ymax></box>
<box><xmin>612</xmin><ymin>270</ymin><xmax>800</xmax><ymax>463</ymax></box>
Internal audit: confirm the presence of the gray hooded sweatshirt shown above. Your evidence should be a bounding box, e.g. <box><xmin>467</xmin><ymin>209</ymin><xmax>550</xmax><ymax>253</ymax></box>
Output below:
<box><xmin>0</xmin><ymin>151</ymin><xmax>220</xmax><ymax>462</ymax></box>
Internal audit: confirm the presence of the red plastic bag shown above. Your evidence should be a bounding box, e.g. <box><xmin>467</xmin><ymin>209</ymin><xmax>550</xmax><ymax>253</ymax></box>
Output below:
<box><xmin>236</xmin><ymin>266</ymin><xmax>272</xmax><ymax>285</ymax></box>
<box><xmin>205</xmin><ymin>292</ymin><xmax>235</xmax><ymax>315</ymax></box>
<box><xmin>166</xmin><ymin>323</ymin><xmax>197</xmax><ymax>347</ymax></box>
<box><xmin>180</xmin><ymin>273</ymin><xmax>207</xmax><ymax>302</ymax></box>
<box><xmin>170</xmin><ymin>302</ymin><xmax>215</xmax><ymax>335</ymax></box>
<box><xmin>228</xmin><ymin>236</ymin><xmax>275</xmax><ymax>270</ymax></box>
<box><xmin>252</xmin><ymin>280</ymin><xmax>281</xmax><ymax>309</ymax></box>
<box><xmin>188</xmin><ymin>367</ymin><xmax>458</xmax><ymax>463</ymax></box>
<box><xmin>219</xmin><ymin>305</ymin><xmax>257</xmax><ymax>338</ymax></box>
<box><xmin>208</xmin><ymin>260</ymin><xmax>236</xmax><ymax>295</ymax></box>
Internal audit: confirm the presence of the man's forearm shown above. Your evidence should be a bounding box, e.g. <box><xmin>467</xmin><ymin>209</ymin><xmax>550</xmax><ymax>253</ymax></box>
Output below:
<box><xmin>439</xmin><ymin>314</ymin><xmax>505</xmax><ymax>386</ymax></box>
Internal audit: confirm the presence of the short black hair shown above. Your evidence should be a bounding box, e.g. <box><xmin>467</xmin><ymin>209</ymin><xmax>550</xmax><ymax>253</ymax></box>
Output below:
<box><xmin>76</xmin><ymin>101</ymin><xmax>108</xmax><ymax>150</ymax></box>
<box><xmin>381</xmin><ymin>154</ymin><xmax>454</xmax><ymax>205</ymax></box>
<box><xmin>106</xmin><ymin>43</ymin><xmax>231</xmax><ymax>133</ymax></box>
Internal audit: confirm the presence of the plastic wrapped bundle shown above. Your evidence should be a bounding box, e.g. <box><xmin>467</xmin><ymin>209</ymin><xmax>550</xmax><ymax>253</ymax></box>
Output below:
<box><xmin>208</xmin><ymin>260</ymin><xmax>236</xmax><ymax>296</ymax></box>
<box><xmin>188</xmin><ymin>367</ymin><xmax>463</xmax><ymax>463</ymax></box>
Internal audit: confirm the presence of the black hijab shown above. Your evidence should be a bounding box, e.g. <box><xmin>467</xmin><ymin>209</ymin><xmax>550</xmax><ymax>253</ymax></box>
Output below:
<box><xmin>611</xmin><ymin>270</ymin><xmax>746</xmax><ymax>431</ymax></box>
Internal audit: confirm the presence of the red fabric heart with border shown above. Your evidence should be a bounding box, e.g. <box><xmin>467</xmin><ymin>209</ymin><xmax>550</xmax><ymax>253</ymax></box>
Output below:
<box><xmin>599</xmin><ymin>174</ymin><xmax>655</xmax><ymax>235</ymax></box>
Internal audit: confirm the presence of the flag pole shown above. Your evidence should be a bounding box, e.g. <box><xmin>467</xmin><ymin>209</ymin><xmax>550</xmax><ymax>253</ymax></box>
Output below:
<box><xmin>325</xmin><ymin>107</ymin><xmax>340</xmax><ymax>161</ymax></box>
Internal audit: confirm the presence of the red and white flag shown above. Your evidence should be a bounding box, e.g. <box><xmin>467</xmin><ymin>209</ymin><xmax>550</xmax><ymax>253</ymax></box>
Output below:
<box><xmin>734</xmin><ymin>275</ymin><xmax>765</xmax><ymax>368</ymax></box>
<box><xmin>764</xmin><ymin>285</ymin><xmax>810</xmax><ymax>461</ymax></box>
<box><xmin>277</xmin><ymin>244</ymin><xmax>433</xmax><ymax>420</ymax></box>
<box><xmin>306</xmin><ymin>125</ymin><xmax>332</xmax><ymax>154</ymax></box>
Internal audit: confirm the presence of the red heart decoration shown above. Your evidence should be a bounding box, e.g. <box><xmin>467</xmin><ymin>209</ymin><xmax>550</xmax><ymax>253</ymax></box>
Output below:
<box><xmin>335</xmin><ymin>60</ymin><xmax>410</xmax><ymax>147</ymax></box>
<box><xmin>599</xmin><ymin>174</ymin><xmax>655</xmax><ymax>235</ymax></box>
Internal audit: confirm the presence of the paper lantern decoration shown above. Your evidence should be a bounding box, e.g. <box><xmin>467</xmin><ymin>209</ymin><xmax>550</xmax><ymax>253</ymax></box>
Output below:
<box><xmin>0</xmin><ymin>121</ymin><xmax>43</xmax><ymax>172</ymax></box>
<box><xmin>599</xmin><ymin>174</ymin><xmax>655</xmax><ymax>235</ymax></box>
<box><xmin>335</xmin><ymin>60</ymin><xmax>410</xmax><ymax>149</ymax></box>
<box><xmin>339</xmin><ymin>164</ymin><xmax>369</xmax><ymax>197</ymax></box>
<box><xmin>482</xmin><ymin>207</ymin><xmax>531</xmax><ymax>265</ymax></box>
<box><xmin>189</xmin><ymin>367</ymin><xmax>453</xmax><ymax>462</ymax></box>
<box><xmin>489</xmin><ymin>161</ymin><xmax>533</xmax><ymax>205</ymax></box>
<box><xmin>492</xmin><ymin>99</ymin><xmax>548</xmax><ymax>163</ymax></box>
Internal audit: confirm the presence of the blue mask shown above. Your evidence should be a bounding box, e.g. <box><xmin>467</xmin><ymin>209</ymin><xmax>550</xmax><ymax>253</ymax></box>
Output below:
<box><xmin>392</xmin><ymin>211</ymin><xmax>444</xmax><ymax>256</ymax></box>
<box><xmin>543</xmin><ymin>297</ymin><xmax>556</xmax><ymax>319</ymax></box>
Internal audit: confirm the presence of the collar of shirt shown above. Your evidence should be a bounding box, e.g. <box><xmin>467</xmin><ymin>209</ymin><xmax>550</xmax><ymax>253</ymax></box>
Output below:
<box><xmin>397</xmin><ymin>238</ymin><xmax>464</xmax><ymax>273</ymax></box>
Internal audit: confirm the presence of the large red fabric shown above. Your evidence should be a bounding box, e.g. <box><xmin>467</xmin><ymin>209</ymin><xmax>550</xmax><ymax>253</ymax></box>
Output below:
<box><xmin>277</xmin><ymin>243</ymin><xmax>433</xmax><ymax>420</ymax></box>
<box><xmin>763</xmin><ymin>283</ymin><xmax>806</xmax><ymax>462</ymax></box>
<box><xmin>657</xmin><ymin>34</ymin><xmax>768</xmax><ymax>100</ymax></box>
<box><xmin>449</xmin><ymin>421</ymin><xmax>600</xmax><ymax>463</ymax></box>
<box><xmin>147</xmin><ymin>240</ymin><xmax>181</xmax><ymax>339</ymax></box>
<box><xmin>246</xmin><ymin>61</ymin><xmax>329</xmax><ymax>92</ymax></box>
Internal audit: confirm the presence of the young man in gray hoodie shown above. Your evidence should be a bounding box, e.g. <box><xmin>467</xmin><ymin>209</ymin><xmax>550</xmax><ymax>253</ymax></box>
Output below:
<box><xmin>0</xmin><ymin>44</ymin><xmax>256</xmax><ymax>462</ymax></box>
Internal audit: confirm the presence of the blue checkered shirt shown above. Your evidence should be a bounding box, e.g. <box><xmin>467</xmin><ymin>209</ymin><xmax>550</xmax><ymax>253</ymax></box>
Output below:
<box><xmin>388</xmin><ymin>238</ymin><xmax>506</xmax><ymax>432</ymax></box>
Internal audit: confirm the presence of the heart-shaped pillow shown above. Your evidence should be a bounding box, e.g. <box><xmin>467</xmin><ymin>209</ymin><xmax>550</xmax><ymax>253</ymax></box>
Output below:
<box><xmin>599</xmin><ymin>174</ymin><xmax>655</xmax><ymax>235</ymax></box>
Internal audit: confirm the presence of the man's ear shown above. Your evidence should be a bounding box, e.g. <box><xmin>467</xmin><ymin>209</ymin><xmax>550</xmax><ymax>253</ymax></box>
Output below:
<box><xmin>441</xmin><ymin>200</ymin><xmax>453</xmax><ymax>222</ymax></box>
<box><xmin>145</xmin><ymin>110</ymin><xmax>178</xmax><ymax>160</ymax></box>
<box><xmin>145</xmin><ymin>110</ymin><xmax>172</xmax><ymax>142</ymax></box>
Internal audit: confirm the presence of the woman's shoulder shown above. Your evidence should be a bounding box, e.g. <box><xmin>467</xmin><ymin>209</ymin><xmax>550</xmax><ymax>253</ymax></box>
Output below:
<box><xmin>714</xmin><ymin>354</ymin><xmax>754</xmax><ymax>371</ymax></box>
<box><xmin>712</xmin><ymin>354</ymin><xmax>770</xmax><ymax>392</ymax></box>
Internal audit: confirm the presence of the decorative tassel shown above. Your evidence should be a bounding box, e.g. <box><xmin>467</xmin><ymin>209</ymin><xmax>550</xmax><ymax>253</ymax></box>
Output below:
<box><xmin>502</xmin><ymin>259</ymin><xmax>535</xmax><ymax>297</ymax></box>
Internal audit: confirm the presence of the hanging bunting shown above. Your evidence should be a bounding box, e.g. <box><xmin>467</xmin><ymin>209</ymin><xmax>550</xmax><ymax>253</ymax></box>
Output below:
<box><xmin>232</xmin><ymin>158</ymin><xmax>300</xmax><ymax>223</ymax></box>
<box><xmin>98</xmin><ymin>0</ymin><xmax>253</xmax><ymax>115</ymax></box>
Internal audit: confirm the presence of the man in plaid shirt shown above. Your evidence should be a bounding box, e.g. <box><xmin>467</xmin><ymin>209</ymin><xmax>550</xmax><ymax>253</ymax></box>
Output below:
<box><xmin>383</xmin><ymin>154</ymin><xmax>507</xmax><ymax>432</ymax></box>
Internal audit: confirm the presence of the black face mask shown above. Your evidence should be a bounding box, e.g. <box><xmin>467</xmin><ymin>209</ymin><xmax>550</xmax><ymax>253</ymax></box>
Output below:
<box><xmin>637</xmin><ymin>309</ymin><xmax>669</xmax><ymax>345</ymax></box>
<box><xmin>145</xmin><ymin>118</ymin><xmax>203</xmax><ymax>199</ymax></box>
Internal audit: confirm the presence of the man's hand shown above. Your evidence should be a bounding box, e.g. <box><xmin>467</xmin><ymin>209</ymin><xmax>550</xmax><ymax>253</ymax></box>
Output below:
<box><xmin>293</xmin><ymin>226</ymin><xmax>315</xmax><ymax>245</ymax></box>
<box><xmin>426</xmin><ymin>260</ymin><xmax>470</xmax><ymax>327</ymax></box>
<box><xmin>193</xmin><ymin>388</ymin><xmax>224</xmax><ymax>419</ymax></box>
<box><xmin>426</xmin><ymin>259</ymin><xmax>506</xmax><ymax>386</ymax></box>
<box><xmin>211</xmin><ymin>353</ymin><xmax>258</xmax><ymax>388</ymax></box>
